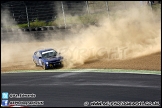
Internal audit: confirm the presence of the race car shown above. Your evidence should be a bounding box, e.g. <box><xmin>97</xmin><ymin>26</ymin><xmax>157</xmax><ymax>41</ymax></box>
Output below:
<box><xmin>33</xmin><ymin>48</ymin><xmax>63</xmax><ymax>70</ymax></box>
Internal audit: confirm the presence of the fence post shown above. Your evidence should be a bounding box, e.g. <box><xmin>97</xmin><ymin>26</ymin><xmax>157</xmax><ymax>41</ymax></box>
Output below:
<box><xmin>124</xmin><ymin>1</ymin><xmax>127</xmax><ymax>10</ymax></box>
<box><xmin>105</xmin><ymin>1</ymin><xmax>109</xmax><ymax>18</ymax></box>
<box><xmin>61</xmin><ymin>1</ymin><xmax>66</xmax><ymax>29</ymax></box>
<box><xmin>23</xmin><ymin>2</ymin><xmax>30</xmax><ymax>28</ymax></box>
<box><xmin>86</xmin><ymin>1</ymin><xmax>90</xmax><ymax>14</ymax></box>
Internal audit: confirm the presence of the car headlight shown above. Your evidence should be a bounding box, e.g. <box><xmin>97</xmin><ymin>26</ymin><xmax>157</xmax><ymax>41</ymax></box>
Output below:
<box><xmin>45</xmin><ymin>62</ymin><xmax>48</xmax><ymax>64</ymax></box>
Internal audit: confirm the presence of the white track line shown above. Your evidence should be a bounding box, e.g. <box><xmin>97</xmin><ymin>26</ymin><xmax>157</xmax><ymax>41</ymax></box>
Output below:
<box><xmin>1</xmin><ymin>83</ymin><xmax>160</xmax><ymax>88</ymax></box>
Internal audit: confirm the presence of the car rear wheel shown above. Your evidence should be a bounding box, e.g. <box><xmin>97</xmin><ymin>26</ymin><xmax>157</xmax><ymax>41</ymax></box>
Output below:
<box><xmin>33</xmin><ymin>59</ymin><xmax>39</xmax><ymax>67</ymax></box>
<box><xmin>60</xmin><ymin>63</ymin><xmax>64</xmax><ymax>68</ymax></box>
<box><xmin>35</xmin><ymin>63</ymin><xmax>39</xmax><ymax>67</ymax></box>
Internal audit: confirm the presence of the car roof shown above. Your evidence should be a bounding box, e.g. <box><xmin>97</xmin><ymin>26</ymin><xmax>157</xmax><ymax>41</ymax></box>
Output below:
<box><xmin>36</xmin><ymin>48</ymin><xmax>55</xmax><ymax>53</ymax></box>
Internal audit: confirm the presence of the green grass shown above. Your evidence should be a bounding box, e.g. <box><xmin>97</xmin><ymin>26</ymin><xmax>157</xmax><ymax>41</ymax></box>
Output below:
<box><xmin>18</xmin><ymin>19</ymin><xmax>54</xmax><ymax>28</ymax></box>
<box><xmin>1</xmin><ymin>69</ymin><xmax>161</xmax><ymax>75</ymax></box>
<box><xmin>152</xmin><ymin>3</ymin><xmax>161</xmax><ymax>11</ymax></box>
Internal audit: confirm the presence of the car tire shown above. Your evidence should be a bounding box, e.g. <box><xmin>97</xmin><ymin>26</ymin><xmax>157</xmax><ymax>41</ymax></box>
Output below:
<box><xmin>42</xmin><ymin>63</ymin><xmax>48</xmax><ymax>70</ymax></box>
<box><xmin>33</xmin><ymin>59</ymin><xmax>39</xmax><ymax>67</ymax></box>
<box><xmin>60</xmin><ymin>63</ymin><xmax>64</xmax><ymax>68</ymax></box>
<box><xmin>35</xmin><ymin>63</ymin><xmax>39</xmax><ymax>67</ymax></box>
<box><xmin>57</xmin><ymin>63</ymin><xmax>63</xmax><ymax>69</ymax></box>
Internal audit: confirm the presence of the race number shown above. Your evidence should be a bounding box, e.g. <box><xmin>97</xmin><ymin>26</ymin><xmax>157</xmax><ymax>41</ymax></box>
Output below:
<box><xmin>39</xmin><ymin>59</ymin><xmax>42</xmax><ymax>65</ymax></box>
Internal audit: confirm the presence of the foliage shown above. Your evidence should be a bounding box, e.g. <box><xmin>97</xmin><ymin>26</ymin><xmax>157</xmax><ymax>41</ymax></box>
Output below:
<box><xmin>9</xmin><ymin>2</ymin><xmax>161</xmax><ymax>29</ymax></box>
<box><xmin>18</xmin><ymin>23</ymin><xmax>28</xmax><ymax>28</ymax></box>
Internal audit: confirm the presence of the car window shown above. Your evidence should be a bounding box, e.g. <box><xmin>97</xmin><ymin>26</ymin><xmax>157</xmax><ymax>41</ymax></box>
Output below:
<box><xmin>34</xmin><ymin>52</ymin><xmax>37</xmax><ymax>55</ymax></box>
<box><xmin>36</xmin><ymin>52</ymin><xmax>41</xmax><ymax>57</ymax></box>
<box><xmin>42</xmin><ymin>50</ymin><xmax>57</xmax><ymax>58</ymax></box>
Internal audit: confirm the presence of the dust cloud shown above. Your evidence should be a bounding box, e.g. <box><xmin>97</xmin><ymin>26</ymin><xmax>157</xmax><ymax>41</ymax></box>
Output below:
<box><xmin>1</xmin><ymin>3</ymin><xmax>161</xmax><ymax>69</ymax></box>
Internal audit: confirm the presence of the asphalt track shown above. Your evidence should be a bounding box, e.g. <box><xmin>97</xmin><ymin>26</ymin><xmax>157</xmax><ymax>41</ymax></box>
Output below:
<box><xmin>1</xmin><ymin>69</ymin><xmax>161</xmax><ymax>107</ymax></box>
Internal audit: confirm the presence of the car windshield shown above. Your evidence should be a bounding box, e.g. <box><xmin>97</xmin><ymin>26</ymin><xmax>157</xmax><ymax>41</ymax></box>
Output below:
<box><xmin>42</xmin><ymin>50</ymin><xmax>57</xmax><ymax>58</ymax></box>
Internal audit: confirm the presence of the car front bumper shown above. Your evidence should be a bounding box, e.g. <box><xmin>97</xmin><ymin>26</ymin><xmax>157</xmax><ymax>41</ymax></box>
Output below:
<box><xmin>47</xmin><ymin>62</ymin><xmax>63</xmax><ymax>68</ymax></box>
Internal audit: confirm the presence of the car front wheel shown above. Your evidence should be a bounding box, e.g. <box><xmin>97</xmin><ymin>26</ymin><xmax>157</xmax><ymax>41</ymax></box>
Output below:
<box><xmin>42</xmin><ymin>63</ymin><xmax>48</xmax><ymax>70</ymax></box>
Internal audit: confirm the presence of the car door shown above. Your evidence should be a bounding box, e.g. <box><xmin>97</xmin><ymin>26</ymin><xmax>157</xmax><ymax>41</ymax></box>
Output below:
<box><xmin>36</xmin><ymin>52</ymin><xmax>43</xmax><ymax>66</ymax></box>
<box><xmin>33</xmin><ymin>51</ymin><xmax>38</xmax><ymax>64</ymax></box>
<box><xmin>34</xmin><ymin>51</ymin><xmax>41</xmax><ymax>66</ymax></box>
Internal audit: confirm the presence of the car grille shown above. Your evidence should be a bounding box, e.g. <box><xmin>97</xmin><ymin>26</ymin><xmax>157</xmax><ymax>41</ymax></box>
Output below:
<box><xmin>49</xmin><ymin>60</ymin><xmax>62</xmax><ymax>66</ymax></box>
<box><xmin>49</xmin><ymin>60</ymin><xmax>60</xmax><ymax>64</ymax></box>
